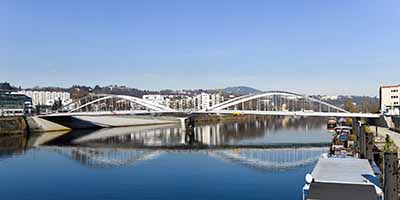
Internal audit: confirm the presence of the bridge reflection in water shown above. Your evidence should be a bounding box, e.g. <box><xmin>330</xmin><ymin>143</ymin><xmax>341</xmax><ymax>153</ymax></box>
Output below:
<box><xmin>41</xmin><ymin>146</ymin><xmax>327</xmax><ymax>170</ymax></box>
<box><xmin>43</xmin><ymin>146</ymin><xmax>162</xmax><ymax>168</ymax></box>
<box><xmin>209</xmin><ymin>147</ymin><xmax>328</xmax><ymax>171</ymax></box>
<box><xmin>62</xmin><ymin>117</ymin><xmax>330</xmax><ymax>148</ymax></box>
<box><xmin>1</xmin><ymin>117</ymin><xmax>330</xmax><ymax>170</ymax></box>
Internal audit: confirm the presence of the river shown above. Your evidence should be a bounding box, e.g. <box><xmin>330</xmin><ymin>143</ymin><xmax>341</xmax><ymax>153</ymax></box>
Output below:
<box><xmin>0</xmin><ymin>116</ymin><xmax>332</xmax><ymax>200</ymax></box>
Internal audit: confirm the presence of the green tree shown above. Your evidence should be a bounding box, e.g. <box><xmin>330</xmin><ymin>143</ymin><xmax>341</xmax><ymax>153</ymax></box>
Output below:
<box><xmin>360</xmin><ymin>100</ymin><xmax>379</xmax><ymax>113</ymax></box>
<box><xmin>344</xmin><ymin>99</ymin><xmax>359</xmax><ymax>113</ymax></box>
<box><xmin>384</xmin><ymin>135</ymin><xmax>398</xmax><ymax>153</ymax></box>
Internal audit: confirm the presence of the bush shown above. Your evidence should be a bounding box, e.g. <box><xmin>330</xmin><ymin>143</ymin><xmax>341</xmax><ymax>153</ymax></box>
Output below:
<box><xmin>384</xmin><ymin>135</ymin><xmax>398</xmax><ymax>153</ymax></box>
<box><xmin>348</xmin><ymin>134</ymin><xmax>357</xmax><ymax>142</ymax></box>
<box><xmin>364</xmin><ymin>126</ymin><xmax>373</xmax><ymax>134</ymax></box>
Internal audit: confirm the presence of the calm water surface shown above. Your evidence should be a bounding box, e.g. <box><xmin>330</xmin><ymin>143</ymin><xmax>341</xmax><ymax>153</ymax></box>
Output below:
<box><xmin>0</xmin><ymin>117</ymin><xmax>331</xmax><ymax>200</ymax></box>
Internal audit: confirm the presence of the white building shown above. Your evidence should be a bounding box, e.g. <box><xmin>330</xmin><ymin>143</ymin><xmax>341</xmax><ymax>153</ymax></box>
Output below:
<box><xmin>194</xmin><ymin>92</ymin><xmax>224</xmax><ymax>110</ymax></box>
<box><xmin>142</xmin><ymin>94</ymin><xmax>166</xmax><ymax>106</ymax></box>
<box><xmin>320</xmin><ymin>95</ymin><xmax>338</xmax><ymax>101</ymax></box>
<box><xmin>15</xmin><ymin>90</ymin><xmax>71</xmax><ymax>107</ymax></box>
<box><xmin>380</xmin><ymin>85</ymin><xmax>400</xmax><ymax>115</ymax></box>
<box><xmin>142</xmin><ymin>93</ymin><xmax>224</xmax><ymax>111</ymax></box>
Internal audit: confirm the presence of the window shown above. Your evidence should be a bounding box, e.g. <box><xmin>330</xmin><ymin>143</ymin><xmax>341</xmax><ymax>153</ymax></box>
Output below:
<box><xmin>391</xmin><ymin>89</ymin><xmax>399</xmax><ymax>93</ymax></box>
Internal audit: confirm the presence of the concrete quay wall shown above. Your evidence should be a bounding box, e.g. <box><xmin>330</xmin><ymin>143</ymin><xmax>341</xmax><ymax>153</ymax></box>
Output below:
<box><xmin>392</xmin><ymin>116</ymin><xmax>400</xmax><ymax>132</ymax></box>
<box><xmin>25</xmin><ymin>115</ymin><xmax>180</xmax><ymax>133</ymax></box>
<box><xmin>0</xmin><ymin>116</ymin><xmax>27</xmax><ymax>136</ymax></box>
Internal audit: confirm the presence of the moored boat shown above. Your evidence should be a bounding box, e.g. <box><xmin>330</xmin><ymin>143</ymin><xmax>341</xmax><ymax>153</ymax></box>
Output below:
<box><xmin>327</xmin><ymin>118</ymin><xmax>337</xmax><ymax>129</ymax></box>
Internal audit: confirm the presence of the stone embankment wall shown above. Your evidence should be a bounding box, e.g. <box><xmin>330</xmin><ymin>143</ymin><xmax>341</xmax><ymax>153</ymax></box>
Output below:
<box><xmin>0</xmin><ymin>116</ymin><xmax>27</xmax><ymax>136</ymax></box>
<box><xmin>25</xmin><ymin>116</ymin><xmax>71</xmax><ymax>133</ymax></box>
<box><xmin>392</xmin><ymin>116</ymin><xmax>400</xmax><ymax>132</ymax></box>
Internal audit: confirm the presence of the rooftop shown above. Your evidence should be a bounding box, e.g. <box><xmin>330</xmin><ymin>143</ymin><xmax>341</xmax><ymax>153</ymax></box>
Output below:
<box><xmin>306</xmin><ymin>157</ymin><xmax>382</xmax><ymax>200</ymax></box>
<box><xmin>381</xmin><ymin>85</ymin><xmax>400</xmax><ymax>89</ymax></box>
<box><xmin>311</xmin><ymin>158</ymin><xmax>376</xmax><ymax>185</ymax></box>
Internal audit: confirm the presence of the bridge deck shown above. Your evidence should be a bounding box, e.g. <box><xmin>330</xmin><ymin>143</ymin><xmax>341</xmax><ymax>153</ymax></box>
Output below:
<box><xmin>199</xmin><ymin>110</ymin><xmax>381</xmax><ymax>118</ymax></box>
<box><xmin>46</xmin><ymin>110</ymin><xmax>380</xmax><ymax>118</ymax></box>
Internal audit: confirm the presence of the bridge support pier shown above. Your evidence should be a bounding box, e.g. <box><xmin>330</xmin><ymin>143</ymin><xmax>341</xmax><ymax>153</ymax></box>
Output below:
<box><xmin>184</xmin><ymin>116</ymin><xmax>196</xmax><ymax>145</ymax></box>
<box><xmin>360</xmin><ymin>123</ymin><xmax>367</xmax><ymax>159</ymax></box>
<box><xmin>352</xmin><ymin>117</ymin><xmax>361</xmax><ymax>156</ymax></box>
<box><xmin>365</xmin><ymin>129</ymin><xmax>374</xmax><ymax>162</ymax></box>
<box><xmin>352</xmin><ymin>118</ymin><xmax>374</xmax><ymax>161</ymax></box>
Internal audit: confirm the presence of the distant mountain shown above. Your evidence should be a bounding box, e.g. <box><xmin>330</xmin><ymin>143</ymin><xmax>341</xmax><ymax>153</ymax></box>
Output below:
<box><xmin>223</xmin><ymin>86</ymin><xmax>261</xmax><ymax>95</ymax></box>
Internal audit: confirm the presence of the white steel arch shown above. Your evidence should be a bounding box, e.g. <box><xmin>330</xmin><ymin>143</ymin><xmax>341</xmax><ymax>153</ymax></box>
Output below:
<box><xmin>208</xmin><ymin>91</ymin><xmax>349</xmax><ymax>113</ymax></box>
<box><xmin>67</xmin><ymin>94</ymin><xmax>175</xmax><ymax>113</ymax></box>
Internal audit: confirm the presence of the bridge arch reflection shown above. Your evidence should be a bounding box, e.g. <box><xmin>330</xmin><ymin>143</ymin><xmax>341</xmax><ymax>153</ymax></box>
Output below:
<box><xmin>42</xmin><ymin>146</ymin><xmax>327</xmax><ymax>170</ymax></box>
<box><xmin>36</xmin><ymin>118</ymin><xmax>330</xmax><ymax>169</ymax></box>
<box><xmin>46</xmin><ymin>147</ymin><xmax>161</xmax><ymax>168</ymax></box>
<box><xmin>209</xmin><ymin>147</ymin><xmax>328</xmax><ymax>171</ymax></box>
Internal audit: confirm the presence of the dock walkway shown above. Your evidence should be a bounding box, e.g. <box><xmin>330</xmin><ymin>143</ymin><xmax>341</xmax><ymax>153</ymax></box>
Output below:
<box><xmin>371</xmin><ymin>126</ymin><xmax>400</xmax><ymax>153</ymax></box>
<box><xmin>371</xmin><ymin>126</ymin><xmax>400</xmax><ymax>199</ymax></box>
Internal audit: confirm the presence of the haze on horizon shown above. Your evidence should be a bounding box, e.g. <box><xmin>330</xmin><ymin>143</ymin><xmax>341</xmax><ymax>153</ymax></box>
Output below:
<box><xmin>2</xmin><ymin>0</ymin><xmax>399</xmax><ymax>96</ymax></box>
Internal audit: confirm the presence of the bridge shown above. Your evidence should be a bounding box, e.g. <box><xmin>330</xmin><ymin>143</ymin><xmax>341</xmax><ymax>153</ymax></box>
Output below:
<box><xmin>61</xmin><ymin>94</ymin><xmax>175</xmax><ymax>114</ymax></box>
<box><xmin>31</xmin><ymin>91</ymin><xmax>381</xmax><ymax>132</ymax></box>
<box><xmin>202</xmin><ymin>91</ymin><xmax>380</xmax><ymax>118</ymax></box>
<box><xmin>57</xmin><ymin>91</ymin><xmax>380</xmax><ymax>118</ymax></box>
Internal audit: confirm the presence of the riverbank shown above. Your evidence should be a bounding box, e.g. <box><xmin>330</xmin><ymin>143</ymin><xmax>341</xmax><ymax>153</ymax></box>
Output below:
<box><xmin>371</xmin><ymin>125</ymin><xmax>400</xmax><ymax>198</ymax></box>
<box><xmin>0</xmin><ymin>117</ymin><xmax>329</xmax><ymax>200</ymax></box>
<box><xmin>372</xmin><ymin>126</ymin><xmax>400</xmax><ymax>153</ymax></box>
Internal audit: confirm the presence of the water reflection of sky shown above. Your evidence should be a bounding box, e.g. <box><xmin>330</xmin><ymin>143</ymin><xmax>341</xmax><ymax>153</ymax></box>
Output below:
<box><xmin>0</xmin><ymin>117</ymin><xmax>332</xmax><ymax>200</ymax></box>
<box><xmin>0</xmin><ymin>149</ymin><xmax>317</xmax><ymax>200</ymax></box>
<box><xmin>0</xmin><ymin>117</ymin><xmax>332</xmax><ymax>172</ymax></box>
<box><xmin>235</xmin><ymin>128</ymin><xmax>332</xmax><ymax>145</ymax></box>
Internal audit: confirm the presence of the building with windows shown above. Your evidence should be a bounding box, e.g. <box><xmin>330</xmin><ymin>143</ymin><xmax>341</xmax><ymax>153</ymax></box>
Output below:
<box><xmin>15</xmin><ymin>90</ymin><xmax>71</xmax><ymax>107</ymax></box>
<box><xmin>142</xmin><ymin>92</ymin><xmax>224</xmax><ymax>111</ymax></box>
<box><xmin>0</xmin><ymin>91</ymin><xmax>32</xmax><ymax>116</ymax></box>
<box><xmin>380</xmin><ymin>85</ymin><xmax>400</xmax><ymax>115</ymax></box>
<box><xmin>169</xmin><ymin>96</ymin><xmax>195</xmax><ymax>111</ymax></box>
<box><xmin>142</xmin><ymin>95</ymin><xmax>166</xmax><ymax>106</ymax></box>
<box><xmin>194</xmin><ymin>92</ymin><xmax>224</xmax><ymax>110</ymax></box>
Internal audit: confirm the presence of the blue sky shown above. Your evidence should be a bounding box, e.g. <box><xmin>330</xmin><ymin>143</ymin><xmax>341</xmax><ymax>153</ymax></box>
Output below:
<box><xmin>2</xmin><ymin>0</ymin><xmax>399</xmax><ymax>95</ymax></box>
